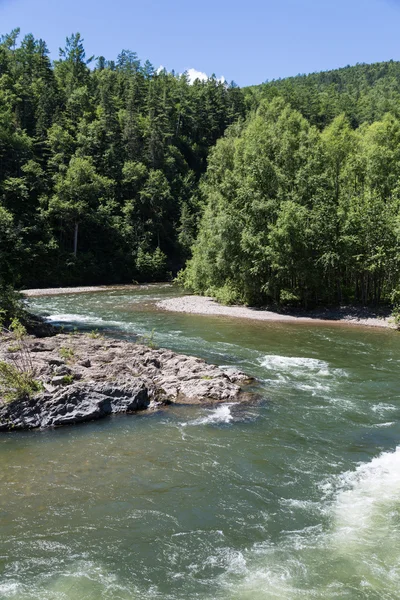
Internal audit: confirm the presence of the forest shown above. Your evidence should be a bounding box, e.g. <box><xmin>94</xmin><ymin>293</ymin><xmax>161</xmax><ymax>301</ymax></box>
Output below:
<box><xmin>0</xmin><ymin>29</ymin><xmax>245</xmax><ymax>291</ymax></box>
<box><xmin>2</xmin><ymin>28</ymin><xmax>400</xmax><ymax>310</ymax></box>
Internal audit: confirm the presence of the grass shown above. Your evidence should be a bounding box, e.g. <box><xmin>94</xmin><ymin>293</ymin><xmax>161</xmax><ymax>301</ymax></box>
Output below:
<box><xmin>7</xmin><ymin>344</ymin><xmax>21</xmax><ymax>353</ymax></box>
<box><xmin>59</xmin><ymin>346</ymin><xmax>75</xmax><ymax>362</ymax></box>
<box><xmin>89</xmin><ymin>329</ymin><xmax>104</xmax><ymax>339</ymax></box>
<box><xmin>0</xmin><ymin>362</ymin><xmax>42</xmax><ymax>403</ymax></box>
<box><xmin>0</xmin><ymin>317</ymin><xmax>42</xmax><ymax>404</ymax></box>
<box><xmin>137</xmin><ymin>328</ymin><xmax>158</xmax><ymax>349</ymax></box>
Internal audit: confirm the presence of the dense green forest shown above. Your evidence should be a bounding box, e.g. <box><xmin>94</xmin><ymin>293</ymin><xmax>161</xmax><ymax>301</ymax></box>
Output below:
<box><xmin>246</xmin><ymin>61</ymin><xmax>400</xmax><ymax>129</ymax></box>
<box><xmin>0</xmin><ymin>28</ymin><xmax>245</xmax><ymax>295</ymax></box>
<box><xmin>2</xmin><ymin>28</ymin><xmax>400</xmax><ymax>309</ymax></box>
<box><xmin>183</xmin><ymin>63</ymin><xmax>400</xmax><ymax>306</ymax></box>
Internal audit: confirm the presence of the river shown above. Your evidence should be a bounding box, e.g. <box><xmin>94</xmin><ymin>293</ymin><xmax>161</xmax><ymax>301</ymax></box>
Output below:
<box><xmin>1</xmin><ymin>285</ymin><xmax>400</xmax><ymax>599</ymax></box>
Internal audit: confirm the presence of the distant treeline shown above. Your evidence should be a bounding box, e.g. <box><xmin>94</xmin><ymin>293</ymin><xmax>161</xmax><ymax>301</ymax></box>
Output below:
<box><xmin>2</xmin><ymin>29</ymin><xmax>400</xmax><ymax>307</ymax></box>
<box><xmin>246</xmin><ymin>60</ymin><xmax>400</xmax><ymax>129</ymax></box>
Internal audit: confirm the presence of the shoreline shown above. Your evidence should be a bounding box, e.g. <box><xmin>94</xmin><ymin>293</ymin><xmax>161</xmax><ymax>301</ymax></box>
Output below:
<box><xmin>156</xmin><ymin>295</ymin><xmax>395</xmax><ymax>329</ymax></box>
<box><xmin>21</xmin><ymin>285</ymin><xmax>395</xmax><ymax>329</ymax></box>
<box><xmin>21</xmin><ymin>284</ymin><xmax>171</xmax><ymax>297</ymax></box>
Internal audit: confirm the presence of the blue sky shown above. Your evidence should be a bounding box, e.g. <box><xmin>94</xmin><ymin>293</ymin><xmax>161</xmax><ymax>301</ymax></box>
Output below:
<box><xmin>1</xmin><ymin>0</ymin><xmax>400</xmax><ymax>86</ymax></box>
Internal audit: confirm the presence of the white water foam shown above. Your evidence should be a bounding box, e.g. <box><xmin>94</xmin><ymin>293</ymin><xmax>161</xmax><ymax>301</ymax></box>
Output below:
<box><xmin>332</xmin><ymin>446</ymin><xmax>400</xmax><ymax>543</ymax></box>
<box><xmin>45</xmin><ymin>313</ymin><xmax>124</xmax><ymax>328</ymax></box>
<box><xmin>261</xmin><ymin>355</ymin><xmax>330</xmax><ymax>372</ymax></box>
<box><xmin>1</xmin><ymin>561</ymin><xmax>143</xmax><ymax>600</ymax></box>
<box><xmin>221</xmin><ymin>448</ymin><xmax>400</xmax><ymax>599</ymax></box>
<box><xmin>187</xmin><ymin>404</ymin><xmax>234</xmax><ymax>426</ymax></box>
<box><xmin>259</xmin><ymin>354</ymin><xmax>347</xmax><ymax>397</ymax></box>
<box><xmin>0</xmin><ymin>582</ymin><xmax>21</xmax><ymax>597</ymax></box>
<box><xmin>371</xmin><ymin>402</ymin><xmax>397</xmax><ymax>415</ymax></box>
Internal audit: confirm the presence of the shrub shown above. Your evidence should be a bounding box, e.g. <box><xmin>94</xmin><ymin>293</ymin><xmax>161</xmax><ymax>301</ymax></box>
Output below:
<box><xmin>59</xmin><ymin>347</ymin><xmax>75</xmax><ymax>361</ymax></box>
<box><xmin>61</xmin><ymin>374</ymin><xmax>74</xmax><ymax>385</ymax></box>
<box><xmin>89</xmin><ymin>329</ymin><xmax>103</xmax><ymax>339</ymax></box>
<box><xmin>137</xmin><ymin>328</ymin><xmax>157</xmax><ymax>349</ymax></box>
<box><xmin>0</xmin><ymin>362</ymin><xmax>41</xmax><ymax>403</ymax></box>
<box><xmin>0</xmin><ymin>286</ymin><xmax>25</xmax><ymax>328</ymax></box>
<box><xmin>0</xmin><ymin>317</ymin><xmax>42</xmax><ymax>403</ymax></box>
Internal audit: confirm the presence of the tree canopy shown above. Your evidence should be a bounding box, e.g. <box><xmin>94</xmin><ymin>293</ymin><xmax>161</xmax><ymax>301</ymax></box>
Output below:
<box><xmin>0</xmin><ymin>29</ymin><xmax>245</xmax><ymax>289</ymax></box>
<box><xmin>2</xmin><ymin>29</ymin><xmax>400</xmax><ymax>308</ymax></box>
<box><xmin>182</xmin><ymin>99</ymin><xmax>400</xmax><ymax>307</ymax></box>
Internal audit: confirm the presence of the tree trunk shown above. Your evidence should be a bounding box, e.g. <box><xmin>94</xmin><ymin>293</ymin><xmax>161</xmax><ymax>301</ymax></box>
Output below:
<box><xmin>73</xmin><ymin>222</ymin><xmax>79</xmax><ymax>257</ymax></box>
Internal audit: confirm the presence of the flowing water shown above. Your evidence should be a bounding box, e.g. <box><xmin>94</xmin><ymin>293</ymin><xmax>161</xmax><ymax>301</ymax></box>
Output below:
<box><xmin>1</xmin><ymin>285</ymin><xmax>400</xmax><ymax>599</ymax></box>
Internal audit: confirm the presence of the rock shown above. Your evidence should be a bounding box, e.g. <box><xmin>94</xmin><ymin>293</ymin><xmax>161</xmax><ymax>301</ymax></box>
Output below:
<box><xmin>0</xmin><ymin>332</ymin><xmax>255</xmax><ymax>431</ymax></box>
<box><xmin>79</xmin><ymin>359</ymin><xmax>91</xmax><ymax>368</ymax></box>
<box><xmin>221</xmin><ymin>367</ymin><xmax>253</xmax><ymax>383</ymax></box>
<box><xmin>48</xmin><ymin>358</ymin><xmax>65</xmax><ymax>366</ymax></box>
<box><xmin>0</xmin><ymin>380</ymin><xmax>151</xmax><ymax>430</ymax></box>
<box><xmin>23</xmin><ymin>314</ymin><xmax>56</xmax><ymax>338</ymax></box>
<box><xmin>0</xmin><ymin>396</ymin><xmax>46</xmax><ymax>430</ymax></box>
<box><xmin>53</xmin><ymin>365</ymin><xmax>72</xmax><ymax>375</ymax></box>
<box><xmin>43</xmin><ymin>383</ymin><xmax>57</xmax><ymax>393</ymax></box>
<box><xmin>51</xmin><ymin>376</ymin><xmax>68</xmax><ymax>386</ymax></box>
<box><xmin>30</xmin><ymin>342</ymin><xmax>49</xmax><ymax>352</ymax></box>
<box><xmin>41</xmin><ymin>390</ymin><xmax>111</xmax><ymax>428</ymax></box>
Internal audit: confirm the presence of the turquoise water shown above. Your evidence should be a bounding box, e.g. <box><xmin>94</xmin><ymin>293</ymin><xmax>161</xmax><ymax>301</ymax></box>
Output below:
<box><xmin>1</xmin><ymin>285</ymin><xmax>400</xmax><ymax>599</ymax></box>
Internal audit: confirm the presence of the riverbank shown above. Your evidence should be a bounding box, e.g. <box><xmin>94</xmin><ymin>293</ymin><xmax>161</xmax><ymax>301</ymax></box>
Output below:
<box><xmin>0</xmin><ymin>332</ymin><xmax>253</xmax><ymax>431</ymax></box>
<box><xmin>157</xmin><ymin>295</ymin><xmax>395</xmax><ymax>329</ymax></box>
<box><xmin>22</xmin><ymin>285</ymin><xmax>395</xmax><ymax>329</ymax></box>
<box><xmin>22</xmin><ymin>284</ymin><xmax>168</xmax><ymax>297</ymax></box>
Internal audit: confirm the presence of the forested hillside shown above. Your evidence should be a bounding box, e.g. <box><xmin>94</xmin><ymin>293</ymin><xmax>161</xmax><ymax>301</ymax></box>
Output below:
<box><xmin>0</xmin><ymin>29</ymin><xmax>244</xmax><ymax>291</ymax></box>
<box><xmin>182</xmin><ymin>62</ymin><xmax>400</xmax><ymax>307</ymax></box>
<box><xmin>245</xmin><ymin>60</ymin><xmax>400</xmax><ymax>129</ymax></box>
<box><xmin>2</xmin><ymin>28</ymin><xmax>400</xmax><ymax>309</ymax></box>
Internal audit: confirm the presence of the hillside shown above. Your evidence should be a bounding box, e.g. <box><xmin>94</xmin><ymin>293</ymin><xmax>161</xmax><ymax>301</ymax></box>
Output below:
<box><xmin>2</xmin><ymin>28</ymin><xmax>400</xmax><ymax>311</ymax></box>
<box><xmin>245</xmin><ymin>60</ymin><xmax>400</xmax><ymax>129</ymax></box>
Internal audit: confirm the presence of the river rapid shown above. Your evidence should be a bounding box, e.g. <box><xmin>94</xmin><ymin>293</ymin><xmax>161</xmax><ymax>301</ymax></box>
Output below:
<box><xmin>1</xmin><ymin>285</ymin><xmax>400</xmax><ymax>599</ymax></box>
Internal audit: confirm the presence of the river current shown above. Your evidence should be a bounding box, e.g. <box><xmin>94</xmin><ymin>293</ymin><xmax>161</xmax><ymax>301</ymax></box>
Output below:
<box><xmin>1</xmin><ymin>285</ymin><xmax>400</xmax><ymax>599</ymax></box>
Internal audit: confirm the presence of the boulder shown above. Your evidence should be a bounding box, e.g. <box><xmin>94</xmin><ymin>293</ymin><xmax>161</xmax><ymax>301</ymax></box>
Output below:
<box><xmin>0</xmin><ymin>380</ymin><xmax>150</xmax><ymax>430</ymax></box>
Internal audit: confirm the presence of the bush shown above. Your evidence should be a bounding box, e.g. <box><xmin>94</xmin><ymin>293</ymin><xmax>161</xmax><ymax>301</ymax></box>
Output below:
<box><xmin>209</xmin><ymin>283</ymin><xmax>242</xmax><ymax>305</ymax></box>
<box><xmin>59</xmin><ymin>346</ymin><xmax>75</xmax><ymax>361</ymax></box>
<box><xmin>0</xmin><ymin>317</ymin><xmax>42</xmax><ymax>403</ymax></box>
<box><xmin>0</xmin><ymin>362</ymin><xmax>41</xmax><ymax>403</ymax></box>
<box><xmin>135</xmin><ymin>247</ymin><xmax>168</xmax><ymax>281</ymax></box>
<box><xmin>137</xmin><ymin>328</ymin><xmax>158</xmax><ymax>349</ymax></box>
<box><xmin>0</xmin><ymin>285</ymin><xmax>25</xmax><ymax>327</ymax></box>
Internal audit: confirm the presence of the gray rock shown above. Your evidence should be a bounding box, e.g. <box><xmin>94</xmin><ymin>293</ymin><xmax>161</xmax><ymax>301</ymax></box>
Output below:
<box><xmin>41</xmin><ymin>390</ymin><xmax>111</xmax><ymax>428</ymax></box>
<box><xmin>79</xmin><ymin>359</ymin><xmax>91</xmax><ymax>368</ymax></box>
<box><xmin>0</xmin><ymin>380</ymin><xmax>150</xmax><ymax>430</ymax></box>
<box><xmin>0</xmin><ymin>333</ymin><xmax>254</xmax><ymax>431</ymax></box>
<box><xmin>53</xmin><ymin>365</ymin><xmax>72</xmax><ymax>375</ymax></box>
<box><xmin>30</xmin><ymin>342</ymin><xmax>49</xmax><ymax>352</ymax></box>
<box><xmin>48</xmin><ymin>358</ymin><xmax>65</xmax><ymax>366</ymax></box>
<box><xmin>51</xmin><ymin>376</ymin><xmax>68</xmax><ymax>386</ymax></box>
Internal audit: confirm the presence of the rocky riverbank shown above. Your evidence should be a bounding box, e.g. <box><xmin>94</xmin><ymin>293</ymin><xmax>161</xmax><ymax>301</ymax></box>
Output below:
<box><xmin>0</xmin><ymin>333</ymin><xmax>254</xmax><ymax>431</ymax></box>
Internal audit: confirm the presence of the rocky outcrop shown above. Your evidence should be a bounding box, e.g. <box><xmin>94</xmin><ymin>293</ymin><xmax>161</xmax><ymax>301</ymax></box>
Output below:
<box><xmin>0</xmin><ymin>380</ymin><xmax>150</xmax><ymax>431</ymax></box>
<box><xmin>0</xmin><ymin>333</ymin><xmax>254</xmax><ymax>431</ymax></box>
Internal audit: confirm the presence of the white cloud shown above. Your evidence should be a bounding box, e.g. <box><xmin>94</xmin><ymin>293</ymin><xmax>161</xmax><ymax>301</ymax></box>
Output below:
<box><xmin>156</xmin><ymin>65</ymin><xmax>226</xmax><ymax>85</ymax></box>
<box><xmin>186</xmin><ymin>68</ymin><xmax>208</xmax><ymax>83</ymax></box>
<box><xmin>185</xmin><ymin>68</ymin><xmax>226</xmax><ymax>85</ymax></box>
